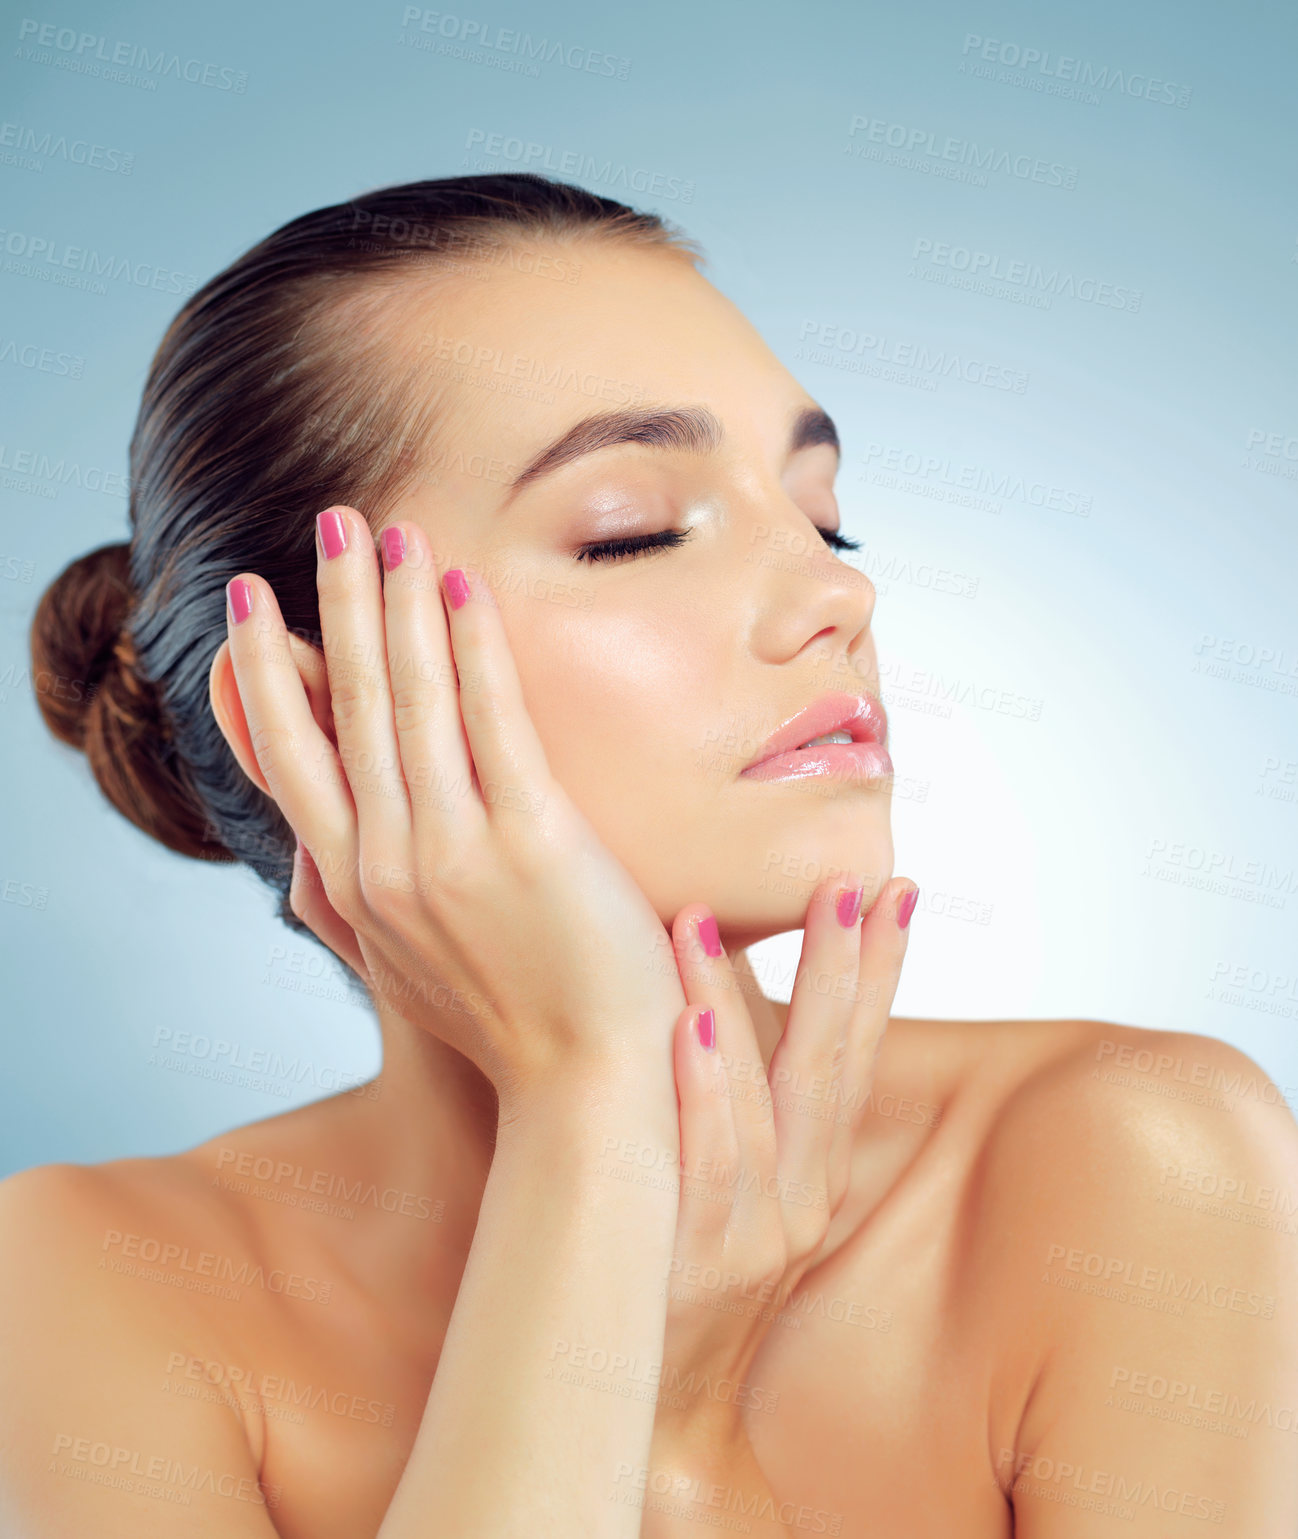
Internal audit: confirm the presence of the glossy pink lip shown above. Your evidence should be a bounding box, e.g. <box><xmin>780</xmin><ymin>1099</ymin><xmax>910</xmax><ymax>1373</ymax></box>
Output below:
<box><xmin>739</xmin><ymin>690</ymin><xmax>889</xmax><ymax>776</ymax></box>
<box><xmin>740</xmin><ymin>738</ymin><xmax>894</xmax><ymax>785</ymax></box>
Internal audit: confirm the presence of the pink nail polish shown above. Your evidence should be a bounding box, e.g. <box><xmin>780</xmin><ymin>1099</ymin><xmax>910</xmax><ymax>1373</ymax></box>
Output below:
<box><xmin>836</xmin><ymin>886</ymin><xmax>864</xmax><ymax>928</ymax></box>
<box><xmin>696</xmin><ymin>1008</ymin><xmax>716</xmax><ymax>1051</ymax></box>
<box><xmin>227</xmin><ymin>578</ymin><xmax>253</xmax><ymax>625</ymax></box>
<box><xmin>897</xmin><ymin>888</ymin><xmax>919</xmax><ymax>929</ymax></box>
<box><xmin>381</xmin><ymin>526</ymin><xmax>405</xmax><ymax>571</ymax></box>
<box><xmin>317</xmin><ymin>509</ymin><xmax>348</xmax><ymax>560</ymax></box>
<box><xmin>443</xmin><ymin>567</ymin><xmax>470</xmax><ymax>610</ymax></box>
<box><xmin>697</xmin><ymin>914</ymin><xmax>722</xmax><ymax>957</ymax></box>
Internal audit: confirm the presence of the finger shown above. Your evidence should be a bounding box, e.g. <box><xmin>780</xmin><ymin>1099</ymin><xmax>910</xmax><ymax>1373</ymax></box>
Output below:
<box><xmin>671</xmin><ymin>1001</ymin><xmax>737</xmax><ymax>1253</ymax></box>
<box><xmin>289</xmin><ymin>838</ymin><xmax>366</xmax><ymax>979</ymax></box>
<box><xmin>223</xmin><ymin>573</ymin><xmax>358</xmax><ymax>890</ymax></box>
<box><xmin>671</xmin><ymin>910</ymin><xmax>802</xmax><ymax>1302</ymax></box>
<box><xmin>832</xmin><ymin>878</ymin><xmax>917</xmax><ymax>1164</ymax></box>
<box><xmin>435</xmin><ymin>562</ymin><xmax>558</xmax><ymax>840</ymax></box>
<box><xmin>313</xmin><ymin>505</ymin><xmax>412</xmax><ymax>861</ymax></box>
<box><xmin>768</xmin><ymin>872</ymin><xmax>868</xmax><ymax>1236</ymax></box>
<box><xmin>374</xmin><ymin>520</ymin><xmax>486</xmax><ymax>843</ymax></box>
<box><xmin>669</xmin><ymin>905</ymin><xmax>777</xmax><ymax>1164</ymax></box>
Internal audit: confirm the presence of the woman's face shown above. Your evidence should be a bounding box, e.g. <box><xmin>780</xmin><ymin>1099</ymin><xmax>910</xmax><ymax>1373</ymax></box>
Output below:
<box><xmin>387</xmin><ymin>238</ymin><xmax>891</xmax><ymax>948</ymax></box>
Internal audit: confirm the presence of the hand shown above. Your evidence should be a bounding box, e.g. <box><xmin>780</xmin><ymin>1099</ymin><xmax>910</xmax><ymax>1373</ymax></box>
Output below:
<box><xmin>221</xmin><ymin>507</ymin><xmax>689</xmax><ymax>1111</ymax></box>
<box><xmin>655</xmin><ymin>874</ymin><xmax>918</xmax><ymax>1439</ymax></box>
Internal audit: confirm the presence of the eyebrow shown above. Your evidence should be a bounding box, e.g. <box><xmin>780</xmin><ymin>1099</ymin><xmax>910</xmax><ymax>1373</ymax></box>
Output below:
<box><xmin>500</xmin><ymin>402</ymin><xmax>840</xmax><ymax>502</ymax></box>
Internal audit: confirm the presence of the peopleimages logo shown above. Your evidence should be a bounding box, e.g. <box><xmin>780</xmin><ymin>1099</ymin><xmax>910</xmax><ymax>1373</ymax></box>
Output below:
<box><xmin>909</xmin><ymin>237</ymin><xmax>1142</xmax><ymax>312</ymax></box>
<box><xmin>796</xmin><ymin>321</ymin><xmax>1029</xmax><ymax>393</ymax></box>
<box><xmin>464</xmin><ymin>129</ymin><xmax>694</xmax><ymax>203</ymax></box>
<box><xmin>0</xmin><ymin>443</ymin><xmax>129</xmax><ymax>498</ymax></box>
<box><xmin>959</xmin><ymin>34</ymin><xmax>1192</xmax><ymax>108</ymax></box>
<box><xmin>846</xmin><ymin>114</ymin><xmax>1078</xmax><ymax>190</ymax></box>
<box><xmin>0</xmin><ymin>121</ymin><xmax>134</xmax><ymax>174</ymax></box>
<box><xmin>15</xmin><ymin>18</ymin><xmax>248</xmax><ymax>92</ymax></box>
<box><xmin>399</xmin><ymin>9</ymin><xmax>630</xmax><ymax>79</ymax></box>
<box><xmin>1243</xmin><ymin>429</ymin><xmax>1298</xmax><ymax>481</ymax></box>
<box><xmin>0</xmin><ymin>228</ymin><xmax>197</xmax><ymax>296</ymax></box>
<box><xmin>860</xmin><ymin>442</ymin><xmax>1092</xmax><ymax>517</ymax></box>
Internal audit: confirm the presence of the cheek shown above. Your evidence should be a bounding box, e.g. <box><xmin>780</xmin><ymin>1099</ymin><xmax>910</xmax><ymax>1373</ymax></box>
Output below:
<box><xmin>517</xmin><ymin>607</ymin><xmax>710</xmax><ymax>804</ymax></box>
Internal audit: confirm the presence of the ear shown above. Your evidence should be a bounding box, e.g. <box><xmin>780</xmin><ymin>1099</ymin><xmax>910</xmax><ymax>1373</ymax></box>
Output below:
<box><xmin>208</xmin><ymin>630</ymin><xmax>337</xmax><ymax>798</ymax></box>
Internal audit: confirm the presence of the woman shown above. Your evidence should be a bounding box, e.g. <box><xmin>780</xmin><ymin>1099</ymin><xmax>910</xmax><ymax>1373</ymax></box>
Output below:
<box><xmin>7</xmin><ymin>174</ymin><xmax>1297</xmax><ymax>1536</ymax></box>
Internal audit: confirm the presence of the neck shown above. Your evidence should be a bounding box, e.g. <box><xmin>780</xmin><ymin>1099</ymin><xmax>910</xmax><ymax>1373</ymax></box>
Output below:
<box><xmin>298</xmin><ymin>941</ymin><xmax>788</xmax><ymax>1317</ymax></box>
<box><xmin>311</xmin><ymin>951</ymin><xmax>789</xmax><ymax>1310</ymax></box>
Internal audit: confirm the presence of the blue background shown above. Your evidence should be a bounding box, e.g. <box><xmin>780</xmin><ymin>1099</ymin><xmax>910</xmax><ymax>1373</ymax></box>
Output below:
<box><xmin>2</xmin><ymin>0</ymin><xmax>1296</xmax><ymax>1175</ymax></box>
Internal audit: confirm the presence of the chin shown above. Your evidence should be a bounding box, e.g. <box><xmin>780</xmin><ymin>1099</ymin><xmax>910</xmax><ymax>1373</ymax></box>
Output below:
<box><xmin>753</xmin><ymin>804</ymin><xmax>895</xmax><ymax>891</ymax></box>
<box><xmin>713</xmin><ymin>827</ymin><xmax>896</xmax><ymax>950</ymax></box>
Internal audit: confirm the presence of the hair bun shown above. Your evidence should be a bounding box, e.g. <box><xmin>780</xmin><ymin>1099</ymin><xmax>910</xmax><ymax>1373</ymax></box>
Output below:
<box><xmin>28</xmin><ymin>541</ymin><xmax>221</xmax><ymax>859</ymax></box>
<box><xmin>30</xmin><ymin>541</ymin><xmax>145</xmax><ymax>749</ymax></box>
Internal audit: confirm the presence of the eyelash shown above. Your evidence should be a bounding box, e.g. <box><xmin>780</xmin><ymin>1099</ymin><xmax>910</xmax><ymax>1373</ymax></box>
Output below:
<box><xmin>574</xmin><ymin>527</ymin><xmax>863</xmax><ymax>564</ymax></box>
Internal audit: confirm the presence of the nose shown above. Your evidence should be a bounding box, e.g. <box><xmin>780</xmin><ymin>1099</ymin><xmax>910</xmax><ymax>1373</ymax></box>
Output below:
<box><xmin>742</xmin><ymin>502</ymin><xmax>877</xmax><ymax>669</ymax></box>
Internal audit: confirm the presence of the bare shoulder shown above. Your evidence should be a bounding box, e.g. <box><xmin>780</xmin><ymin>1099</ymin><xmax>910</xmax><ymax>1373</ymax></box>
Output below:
<box><xmin>984</xmin><ymin>1018</ymin><xmax>1298</xmax><ymax>1196</ymax></box>
<box><xmin>967</xmin><ymin>1018</ymin><xmax>1298</xmax><ymax>1265</ymax></box>
<box><xmin>0</xmin><ymin>1104</ymin><xmax>327</xmax><ymax>1366</ymax></box>
<box><xmin>0</xmin><ymin>1153</ymin><xmax>265</xmax><ymax>1388</ymax></box>
<box><xmin>0</xmin><ymin>1089</ymin><xmax>354</xmax><ymax>1257</ymax></box>
<box><xmin>0</xmin><ymin>1141</ymin><xmax>265</xmax><ymax>1275</ymax></box>
<box><xmin>0</xmin><ymin>1160</ymin><xmax>280</xmax><ymax>1535</ymax></box>
<box><xmin>964</xmin><ymin>1022</ymin><xmax>1298</xmax><ymax>1531</ymax></box>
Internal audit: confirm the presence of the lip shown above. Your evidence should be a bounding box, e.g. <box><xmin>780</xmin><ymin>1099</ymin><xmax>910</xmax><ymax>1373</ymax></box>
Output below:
<box><xmin>739</xmin><ymin>690</ymin><xmax>890</xmax><ymax>777</ymax></box>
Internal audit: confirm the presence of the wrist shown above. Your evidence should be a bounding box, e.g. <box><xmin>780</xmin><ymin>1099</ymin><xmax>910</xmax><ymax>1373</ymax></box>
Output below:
<box><xmin>495</xmin><ymin>1046</ymin><xmax>680</xmax><ymax>1143</ymax></box>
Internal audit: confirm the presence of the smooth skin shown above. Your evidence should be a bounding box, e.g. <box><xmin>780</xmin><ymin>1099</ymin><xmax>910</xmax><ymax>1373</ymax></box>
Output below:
<box><xmin>1</xmin><ymin>237</ymin><xmax>1296</xmax><ymax>1537</ymax></box>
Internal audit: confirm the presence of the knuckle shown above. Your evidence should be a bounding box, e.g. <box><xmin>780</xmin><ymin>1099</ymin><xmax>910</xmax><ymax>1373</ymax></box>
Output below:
<box><xmin>304</xmin><ymin>851</ymin><xmax>361</xmax><ymax>927</ymax></box>
<box><xmin>305</xmin><ymin>840</ymin><xmax>350</xmax><ymax>892</ymax></box>
<box><xmin>389</xmin><ymin>680</ymin><xmax>435</xmax><ymax>736</ymax></box>
<box><xmin>452</xmin><ymin>658</ymin><xmax>491</xmax><ymax>705</ymax></box>
<box><xmin>794</xmin><ymin>1023</ymin><xmax>849</xmax><ymax>1089</ymax></box>
<box><xmin>326</xmin><ymin>666</ymin><xmax>384</xmax><ymax>734</ymax></box>
<box><xmin>456</xmin><ymin>682</ymin><xmax>504</xmax><ymax>732</ymax></box>
<box><xmin>854</xmin><ymin>974</ymin><xmax>885</xmax><ymax>1013</ymax></box>
<box><xmin>785</xmin><ymin>1201</ymin><xmax>830</xmax><ymax>1260</ymax></box>
<box><xmin>357</xmin><ymin>865</ymin><xmax>404</xmax><ymax>919</ymax></box>
<box><xmin>424</xmin><ymin>850</ymin><xmax>478</xmax><ymax>900</ymax></box>
<box><xmin>754</xmin><ymin>1226</ymin><xmax>789</xmax><ymax>1284</ymax></box>
<box><xmin>326</xmin><ymin>881</ymin><xmax>365</xmax><ymax>931</ymax></box>
<box><xmin>249</xmin><ymin>721</ymin><xmax>295</xmax><ymax>772</ymax></box>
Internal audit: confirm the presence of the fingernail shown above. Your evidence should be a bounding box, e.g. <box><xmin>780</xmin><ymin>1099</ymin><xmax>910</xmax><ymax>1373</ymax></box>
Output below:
<box><xmin>897</xmin><ymin>887</ymin><xmax>919</xmax><ymax>929</ymax></box>
<box><xmin>380</xmin><ymin>526</ymin><xmax>405</xmax><ymax>571</ymax></box>
<box><xmin>695</xmin><ymin>1008</ymin><xmax>716</xmax><ymax>1051</ymax></box>
<box><xmin>697</xmin><ymin>913</ymin><xmax>722</xmax><ymax>957</ymax></box>
<box><xmin>226</xmin><ymin>578</ymin><xmax>253</xmax><ymax>625</ymax></box>
<box><xmin>443</xmin><ymin>567</ymin><xmax>470</xmax><ymax>610</ymax></box>
<box><xmin>836</xmin><ymin>885</ymin><xmax>864</xmax><ymax>928</ymax></box>
<box><xmin>317</xmin><ymin>508</ymin><xmax>348</xmax><ymax>560</ymax></box>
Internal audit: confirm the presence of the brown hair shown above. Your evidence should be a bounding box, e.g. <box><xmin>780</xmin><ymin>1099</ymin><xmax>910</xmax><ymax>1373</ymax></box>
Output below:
<box><xmin>28</xmin><ymin>173</ymin><xmax>701</xmax><ymax>936</ymax></box>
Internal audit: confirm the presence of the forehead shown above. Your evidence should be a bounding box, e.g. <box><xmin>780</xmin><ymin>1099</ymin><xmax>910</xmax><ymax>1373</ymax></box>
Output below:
<box><xmin>391</xmin><ymin>238</ymin><xmax>797</xmax><ymax>459</ymax></box>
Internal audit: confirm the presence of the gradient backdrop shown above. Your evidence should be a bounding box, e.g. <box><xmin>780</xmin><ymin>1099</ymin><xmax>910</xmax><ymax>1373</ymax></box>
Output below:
<box><xmin>2</xmin><ymin>0</ymin><xmax>1295</xmax><ymax>1175</ymax></box>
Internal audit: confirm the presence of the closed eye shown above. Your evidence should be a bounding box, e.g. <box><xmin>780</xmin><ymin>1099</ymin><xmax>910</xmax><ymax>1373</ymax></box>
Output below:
<box><xmin>574</xmin><ymin>529</ymin><xmax>693</xmax><ymax>564</ymax></box>
<box><xmin>574</xmin><ymin>527</ymin><xmax>862</xmax><ymax>564</ymax></box>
